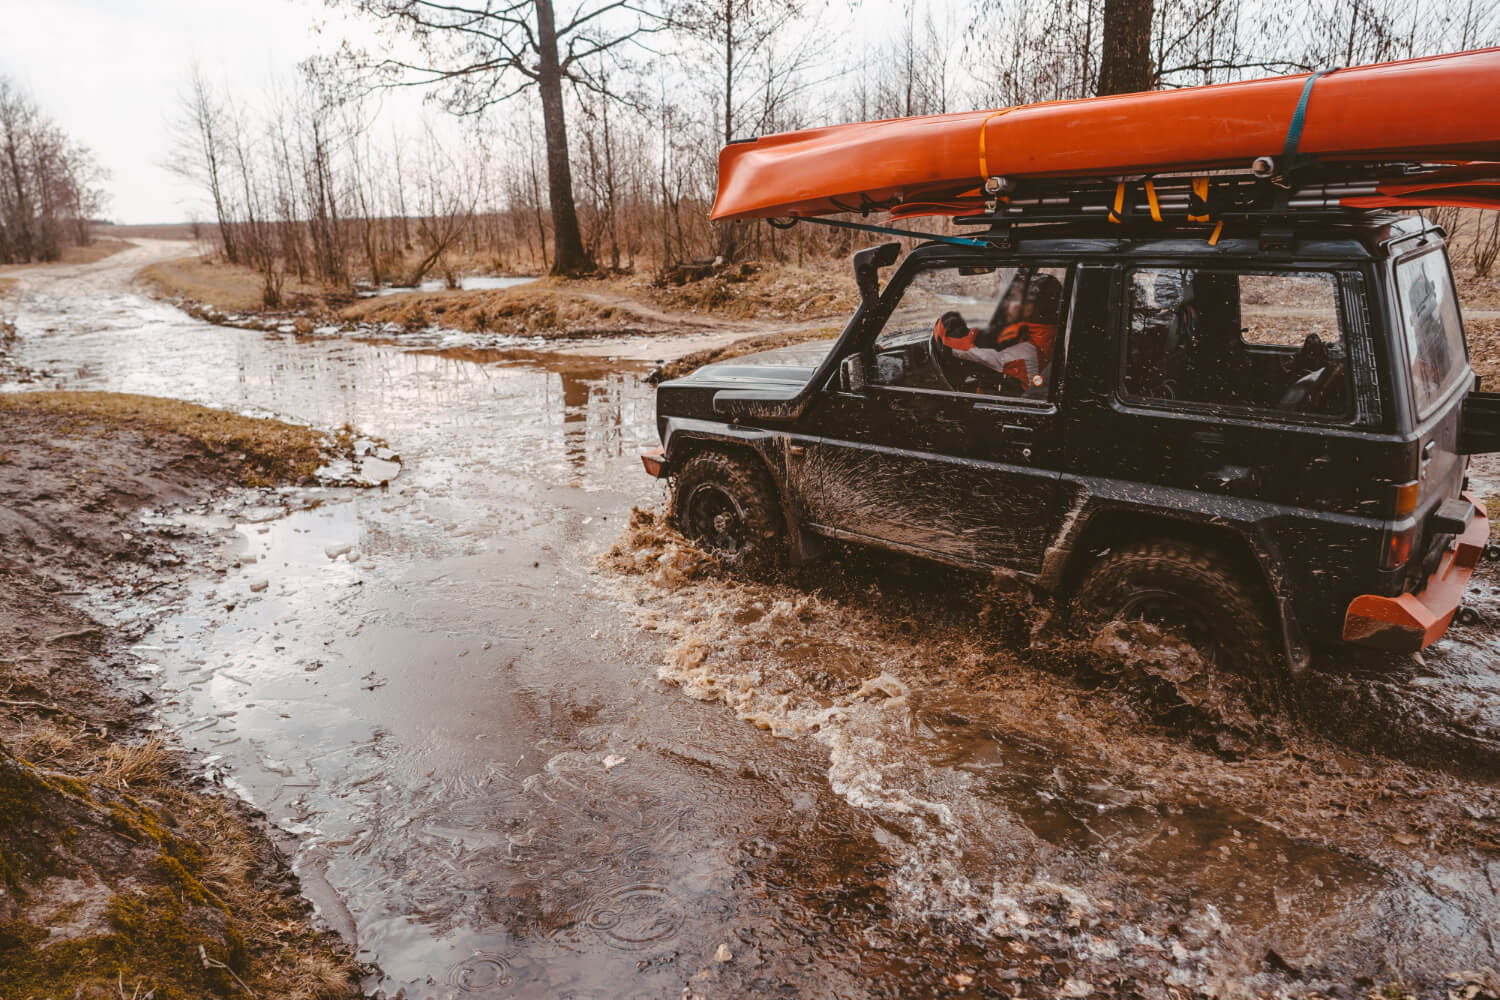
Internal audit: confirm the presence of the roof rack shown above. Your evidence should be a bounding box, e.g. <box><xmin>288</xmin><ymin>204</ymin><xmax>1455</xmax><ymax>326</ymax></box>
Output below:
<box><xmin>946</xmin><ymin>162</ymin><xmax>1449</xmax><ymax>232</ymax></box>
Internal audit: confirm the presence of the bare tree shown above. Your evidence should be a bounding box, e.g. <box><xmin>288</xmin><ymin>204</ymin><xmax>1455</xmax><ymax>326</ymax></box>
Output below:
<box><xmin>0</xmin><ymin>77</ymin><xmax>108</xmax><ymax>264</ymax></box>
<box><xmin>334</xmin><ymin>0</ymin><xmax>663</xmax><ymax>276</ymax></box>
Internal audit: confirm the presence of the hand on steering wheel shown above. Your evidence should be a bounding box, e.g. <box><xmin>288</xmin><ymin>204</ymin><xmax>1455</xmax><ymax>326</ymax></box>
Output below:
<box><xmin>928</xmin><ymin>311</ymin><xmax>972</xmax><ymax>391</ymax></box>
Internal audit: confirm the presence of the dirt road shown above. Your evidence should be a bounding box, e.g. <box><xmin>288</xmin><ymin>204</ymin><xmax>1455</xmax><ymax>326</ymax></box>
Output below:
<box><xmin>4</xmin><ymin>244</ymin><xmax>1500</xmax><ymax>997</ymax></box>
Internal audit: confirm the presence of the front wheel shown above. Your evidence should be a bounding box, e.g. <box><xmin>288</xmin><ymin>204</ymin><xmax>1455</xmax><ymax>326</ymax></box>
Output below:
<box><xmin>670</xmin><ymin>451</ymin><xmax>785</xmax><ymax>568</ymax></box>
<box><xmin>1070</xmin><ymin>539</ymin><xmax>1280</xmax><ymax>680</ymax></box>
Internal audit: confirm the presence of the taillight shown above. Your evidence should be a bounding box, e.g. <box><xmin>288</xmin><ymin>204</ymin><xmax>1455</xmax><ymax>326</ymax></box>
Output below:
<box><xmin>1381</xmin><ymin>525</ymin><xmax>1416</xmax><ymax>570</ymax></box>
<box><xmin>1379</xmin><ymin>480</ymin><xmax>1422</xmax><ymax>571</ymax></box>
<box><xmin>1392</xmin><ymin>480</ymin><xmax>1420</xmax><ymax>518</ymax></box>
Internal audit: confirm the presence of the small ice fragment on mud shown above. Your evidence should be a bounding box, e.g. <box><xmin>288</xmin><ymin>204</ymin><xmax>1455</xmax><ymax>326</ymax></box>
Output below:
<box><xmin>603</xmin><ymin>754</ymin><xmax>627</xmax><ymax>770</ymax></box>
<box><xmin>325</xmin><ymin>542</ymin><xmax>353</xmax><ymax>559</ymax></box>
<box><xmin>1060</xmin><ymin>979</ymin><xmax>1094</xmax><ymax>998</ymax></box>
<box><xmin>952</xmin><ymin>973</ymin><xmax>973</xmax><ymax>988</ymax></box>
<box><xmin>248</xmin><ymin>579</ymin><xmax>269</xmax><ymax>593</ymax></box>
<box><xmin>713</xmin><ymin>943</ymin><xmax>733</xmax><ymax>963</ymax></box>
<box><xmin>853</xmin><ymin>672</ymin><xmax>908</xmax><ymax>702</ymax></box>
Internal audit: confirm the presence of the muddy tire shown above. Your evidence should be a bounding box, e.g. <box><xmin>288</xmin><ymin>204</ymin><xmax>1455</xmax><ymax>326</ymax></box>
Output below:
<box><xmin>671</xmin><ymin>450</ymin><xmax>785</xmax><ymax>568</ymax></box>
<box><xmin>1071</xmin><ymin>539</ymin><xmax>1280</xmax><ymax>679</ymax></box>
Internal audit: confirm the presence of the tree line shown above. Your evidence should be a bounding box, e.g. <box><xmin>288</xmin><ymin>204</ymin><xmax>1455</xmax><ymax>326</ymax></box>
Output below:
<box><xmin>169</xmin><ymin>0</ymin><xmax>1500</xmax><ymax>293</ymax></box>
<box><xmin>0</xmin><ymin>76</ymin><xmax>109</xmax><ymax>265</ymax></box>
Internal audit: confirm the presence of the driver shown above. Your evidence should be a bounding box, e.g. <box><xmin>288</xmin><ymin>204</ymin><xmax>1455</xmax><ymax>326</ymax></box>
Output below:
<box><xmin>931</xmin><ymin>271</ymin><xmax>1063</xmax><ymax>393</ymax></box>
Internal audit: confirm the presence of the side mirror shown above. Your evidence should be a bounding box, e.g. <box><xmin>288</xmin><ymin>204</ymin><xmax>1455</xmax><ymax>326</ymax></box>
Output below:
<box><xmin>838</xmin><ymin>353</ymin><xmax>870</xmax><ymax>393</ymax></box>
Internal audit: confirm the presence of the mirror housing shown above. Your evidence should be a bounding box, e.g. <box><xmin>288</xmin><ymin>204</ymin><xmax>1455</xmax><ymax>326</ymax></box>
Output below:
<box><xmin>838</xmin><ymin>353</ymin><xmax>870</xmax><ymax>393</ymax></box>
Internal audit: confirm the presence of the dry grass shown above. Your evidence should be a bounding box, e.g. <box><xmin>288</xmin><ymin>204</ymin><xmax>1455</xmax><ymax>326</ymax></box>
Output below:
<box><xmin>98</xmin><ymin>735</ymin><xmax>177</xmax><ymax>789</ymax></box>
<box><xmin>0</xmin><ymin>391</ymin><xmax>328</xmax><ymax>485</ymax></box>
<box><xmin>0</xmin><ymin>276</ymin><xmax>17</xmax><ymax>297</ymax></box>
<box><xmin>653</xmin><ymin>325</ymin><xmax>841</xmax><ymax>382</ymax></box>
<box><xmin>338</xmin><ymin>282</ymin><xmax>643</xmax><ymax>335</ymax></box>
<box><xmin>138</xmin><ymin>255</ymin><xmax>334</xmax><ymax>313</ymax></box>
<box><xmin>605</xmin><ymin>262</ymin><xmax>859</xmax><ymax>321</ymax></box>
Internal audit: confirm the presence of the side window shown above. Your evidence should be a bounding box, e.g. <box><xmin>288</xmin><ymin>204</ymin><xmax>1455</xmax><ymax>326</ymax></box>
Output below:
<box><xmin>1394</xmin><ymin>249</ymin><xmax>1467</xmax><ymax>415</ymax></box>
<box><xmin>873</xmin><ymin>265</ymin><xmax>1069</xmax><ymax>400</ymax></box>
<box><xmin>1123</xmin><ymin>268</ymin><xmax>1352</xmax><ymax>419</ymax></box>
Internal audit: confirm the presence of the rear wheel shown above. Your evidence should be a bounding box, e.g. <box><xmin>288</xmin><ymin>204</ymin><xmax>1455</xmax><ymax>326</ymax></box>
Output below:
<box><xmin>671</xmin><ymin>450</ymin><xmax>785</xmax><ymax>568</ymax></box>
<box><xmin>1071</xmin><ymin>539</ymin><xmax>1279</xmax><ymax>679</ymax></box>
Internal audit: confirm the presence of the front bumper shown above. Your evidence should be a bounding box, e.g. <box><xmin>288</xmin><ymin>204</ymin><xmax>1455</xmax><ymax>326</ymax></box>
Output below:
<box><xmin>1342</xmin><ymin>491</ymin><xmax>1489</xmax><ymax>651</ymax></box>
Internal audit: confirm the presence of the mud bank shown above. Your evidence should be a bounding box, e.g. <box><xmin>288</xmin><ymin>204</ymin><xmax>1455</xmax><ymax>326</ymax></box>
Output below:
<box><xmin>605</xmin><ymin>508</ymin><xmax>1500</xmax><ymax>997</ymax></box>
<box><xmin>0</xmin><ymin>394</ymin><xmax>359</xmax><ymax>998</ymax></box>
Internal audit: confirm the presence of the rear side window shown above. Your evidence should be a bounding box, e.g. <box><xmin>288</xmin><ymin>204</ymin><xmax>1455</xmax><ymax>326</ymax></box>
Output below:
<box><xmin>1395</xmin><ymin>250</ymin><xmax>1467</xmax><ymax>415</ymax></box>
<box><xmin>1123</xmin><ymin>268</ymin><xmax>1351</xmax><ymax>418</ymax></box>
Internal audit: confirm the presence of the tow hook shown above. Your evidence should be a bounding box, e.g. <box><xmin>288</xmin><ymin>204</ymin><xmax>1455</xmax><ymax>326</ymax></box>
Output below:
<box><xmin>1456</xmin><ymin>605</ymin><xmax>1482</xmax><ymax>627</ymax></box>
<box><xmin>1483</xmin><ymin>542</ymin><xmax>1500</xmax><ymax>563</ymax></box>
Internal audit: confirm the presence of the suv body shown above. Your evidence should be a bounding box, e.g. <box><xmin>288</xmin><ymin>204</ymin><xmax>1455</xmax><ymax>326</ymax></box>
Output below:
<box><xmin>643</xmin><ymin>214</ymin><xmax>1495</xmax><ymax>672</ymax></box>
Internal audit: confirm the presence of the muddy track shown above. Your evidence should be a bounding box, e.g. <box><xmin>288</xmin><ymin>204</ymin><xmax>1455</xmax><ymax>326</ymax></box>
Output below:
<box><xmin>4</xmin><ymin>245</ymin><xmax>1500</xmax><ymax>997</ymax></box>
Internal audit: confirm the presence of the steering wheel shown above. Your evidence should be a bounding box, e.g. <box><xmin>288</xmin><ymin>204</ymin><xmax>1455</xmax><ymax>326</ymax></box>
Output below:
<box><xmin>926</xmin><ymin>332</ymin><xmax>960</xmax><ymax>390</ymax></box>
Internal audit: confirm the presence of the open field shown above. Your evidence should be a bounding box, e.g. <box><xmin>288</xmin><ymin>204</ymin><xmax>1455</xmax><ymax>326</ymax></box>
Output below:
<box><xmin>96</xmin><ymin>222</ymin><xmax>203</xmax><ymax>241</ymax></box>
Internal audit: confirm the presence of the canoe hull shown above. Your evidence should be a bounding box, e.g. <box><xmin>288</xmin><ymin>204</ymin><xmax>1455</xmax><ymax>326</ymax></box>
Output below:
<box><xmin>711</xmin><ymin>48</ymin><xmax>1500</xmax><ymax>221</ymax></box>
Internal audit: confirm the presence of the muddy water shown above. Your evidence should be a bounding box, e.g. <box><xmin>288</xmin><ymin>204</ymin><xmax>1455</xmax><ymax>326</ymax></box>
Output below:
<box><xmin>5</xmin><ymin>243</ymin><xmax>1500</xmax><ymax>997</ymax></box>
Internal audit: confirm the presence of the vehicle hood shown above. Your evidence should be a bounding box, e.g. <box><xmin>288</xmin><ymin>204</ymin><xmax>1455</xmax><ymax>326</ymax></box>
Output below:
<box><xmin>671</xmin><ymin>339</ymin><xmax>836</xmax><ymax>386</ymax></box>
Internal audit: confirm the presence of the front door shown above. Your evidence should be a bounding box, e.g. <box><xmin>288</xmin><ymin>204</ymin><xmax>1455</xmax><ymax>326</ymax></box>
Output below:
<box><xmin>791</xmin><ymin>263</ymin><xmax>1070</xmax><ymax>574</ymax></box>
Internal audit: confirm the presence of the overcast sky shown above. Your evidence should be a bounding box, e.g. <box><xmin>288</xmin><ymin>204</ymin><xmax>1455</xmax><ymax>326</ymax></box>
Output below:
<box><xmin>0</xmin><ymin>0</ymin><xmax>354</xmax><ymax>224</ymax></box>
<box><xmin>0</xmin><ymin>0</ymin><xmax>927</xmax><ymax>225</ymax></box>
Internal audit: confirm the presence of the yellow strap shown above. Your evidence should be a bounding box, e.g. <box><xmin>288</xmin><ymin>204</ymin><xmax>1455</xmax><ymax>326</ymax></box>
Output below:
<box><xmin>1144</xmin><ymin>180</ymin><xmax>1162</xmax><ymax>222</ymax></box>
<box><xmin>1109</xmin><ymin>182</ymin><xmax>1126</xmax><ymax>224</ymax></box>
<box><xmin>1209</xmin><ymin>220</ymin><xmax>1224</xmax><ymax>245</ymax></box>
<box><xmin>977</xmin><ymin>110</ymin><xmax>1012</xmax><ymax>180</ymax></box>
<box><xmin>1188</xmin><ymin>177</ymin><xmax>1210</xmax><ymax>222</ymax></box>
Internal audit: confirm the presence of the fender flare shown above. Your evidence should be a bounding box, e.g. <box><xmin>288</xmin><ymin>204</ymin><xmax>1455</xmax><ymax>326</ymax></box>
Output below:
<box><xmin>1039</xmin><ymin>486</ymin><xmax>1311</xmax><ymax>676</ymax></box>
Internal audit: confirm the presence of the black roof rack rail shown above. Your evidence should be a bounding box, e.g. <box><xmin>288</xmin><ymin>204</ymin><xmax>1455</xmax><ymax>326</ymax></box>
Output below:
<box><xmin>947</xmin><ymin>162</ymin><xmax>1443</xmax><ymax>231</ymax></box>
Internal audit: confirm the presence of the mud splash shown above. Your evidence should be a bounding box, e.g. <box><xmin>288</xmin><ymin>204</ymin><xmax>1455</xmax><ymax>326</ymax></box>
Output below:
<box><xmin>606</xmin><ymin>508</ymin><xmax>1500</xmax><ymax>994</ymax></box>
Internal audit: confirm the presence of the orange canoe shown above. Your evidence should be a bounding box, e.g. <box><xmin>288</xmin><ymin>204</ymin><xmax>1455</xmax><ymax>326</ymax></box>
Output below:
<box><xmin>710</xmin><ymin>48</ymin><xmax>1500</xmax><ymax>221</ymax></box>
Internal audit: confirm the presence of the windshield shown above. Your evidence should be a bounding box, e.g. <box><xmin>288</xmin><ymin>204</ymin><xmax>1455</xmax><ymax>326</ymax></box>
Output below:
<box><xmin>1395</xmin><ymin>249</ymin><xmax>1467</xmax><ymax>415</ymax></box>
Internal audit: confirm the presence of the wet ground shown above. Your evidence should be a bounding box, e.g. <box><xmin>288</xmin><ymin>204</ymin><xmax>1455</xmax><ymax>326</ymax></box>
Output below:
<box><xmin>3</xmin><ymin>241</ymin><xmax>1500</xmax><ymax>998</ymax></box>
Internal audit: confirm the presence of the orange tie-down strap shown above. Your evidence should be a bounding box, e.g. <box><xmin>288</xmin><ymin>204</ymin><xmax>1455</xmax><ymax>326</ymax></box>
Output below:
<box><xmin>977</xmin><ymin>110</ymin><xmax>1013</xmax><ymax>180</ymax></box>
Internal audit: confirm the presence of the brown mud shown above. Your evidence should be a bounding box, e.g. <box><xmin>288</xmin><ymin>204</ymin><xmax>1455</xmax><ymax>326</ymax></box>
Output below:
<box><xmin>606</xmin><ymin>507</ymin><xmax>1500</xmax><ymax>996</ymax></box>
<box><xmin>0</xmin><ymin>397</ymin><xmax>359</xmax><ymax>998</ymax></box>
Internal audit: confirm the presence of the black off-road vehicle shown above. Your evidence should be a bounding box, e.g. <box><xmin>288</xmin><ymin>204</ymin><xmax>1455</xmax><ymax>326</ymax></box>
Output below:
<box><xmin>642</xmin><ymin>196</ymin><xmax>1499</xmax><ymax>676</ymax></box>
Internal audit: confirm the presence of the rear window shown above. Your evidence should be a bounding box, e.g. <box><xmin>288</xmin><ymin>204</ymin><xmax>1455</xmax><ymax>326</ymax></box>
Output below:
<box><xmin>1395</xmin><ymin>250</ymin><xmax>1467</xmax><ymax>415</ymax></box>
<box><xmin>1122</xmin><ymin>267</ymin><xmax>1352</xmax><ymax>419</ymax></box>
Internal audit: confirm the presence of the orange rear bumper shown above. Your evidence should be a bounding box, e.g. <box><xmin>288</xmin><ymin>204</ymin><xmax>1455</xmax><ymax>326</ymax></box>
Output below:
<box><xmin>1342</xmin><ymin>492</ymin><xmax>1489</xmax><ymax>651</ymax></box>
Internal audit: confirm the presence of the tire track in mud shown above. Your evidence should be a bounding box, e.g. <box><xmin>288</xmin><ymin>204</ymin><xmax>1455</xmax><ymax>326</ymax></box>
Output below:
<box><xmin>601</xmin><ymin>507</ymin><xmax>1500</xmax><ymax>995</ymax></box>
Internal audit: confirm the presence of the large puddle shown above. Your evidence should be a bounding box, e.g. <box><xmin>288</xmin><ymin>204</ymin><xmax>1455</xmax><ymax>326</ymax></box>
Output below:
<box><xmin>4</xmin><ymin>242</ymin><xmax>1499</xmax><ymax>997</ymax></box>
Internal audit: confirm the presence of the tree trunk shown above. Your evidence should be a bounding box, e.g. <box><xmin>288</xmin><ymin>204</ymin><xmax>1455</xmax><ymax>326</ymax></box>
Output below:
<box><xmin>1097</xmin><ymin>0</ymin><xmax>1156</xmax><ymax>96</ymax></box>
<box><xmin>535</xmin><ymin>0</ymin><xmax>592</xmax><ymax>276</ymax></box>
